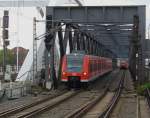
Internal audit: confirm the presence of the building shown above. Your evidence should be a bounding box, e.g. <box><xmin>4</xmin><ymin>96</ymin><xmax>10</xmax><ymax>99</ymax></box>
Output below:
<box><xmin>11</xmin><ymin>47</ymin><xmax>29</xmax><ymax>66</ymax></box>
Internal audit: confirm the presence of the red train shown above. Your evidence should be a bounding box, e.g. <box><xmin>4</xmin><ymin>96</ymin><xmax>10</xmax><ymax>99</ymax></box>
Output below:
<box><xmin>120</xmin><ymin>60</ymin><xmax>128</xmax><ymax>69</ymax></box>
<box><xmin>61</xmin><ymin>52</ymin><xmax>112</xmax><ymax>88</ymax></box>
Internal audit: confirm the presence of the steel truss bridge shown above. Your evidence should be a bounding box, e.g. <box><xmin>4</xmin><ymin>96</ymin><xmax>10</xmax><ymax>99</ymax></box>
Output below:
<box><xmin>31</xmin><ymin>6</ymin><xmax>146</xmax><ymax>88</ymax></box>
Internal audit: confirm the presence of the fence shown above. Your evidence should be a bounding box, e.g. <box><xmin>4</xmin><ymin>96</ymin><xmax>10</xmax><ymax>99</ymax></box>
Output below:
<box><xmin>0</xmin><ymin>65</ymin><xmax>21</xmax><ymax>75</ymax></box>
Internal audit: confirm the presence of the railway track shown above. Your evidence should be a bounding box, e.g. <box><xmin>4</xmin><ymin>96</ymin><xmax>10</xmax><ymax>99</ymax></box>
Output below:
<box><xmin>64</xmin><ymin>70</ymin><xmax>125</xmax><ymax>118</ymax></box>
<box><xmin>65</xmin><ymin>72</ymin><xmax>125</xmax><ymax>118</ymax></box>
<box><xmin>0</xmin><ymin>70</ymin><xmax>121</xmax><ymax>118</ymax></box>
<box><xmin>99</xmin><ymin>71</ymin><xmax>125</xmax><ymax>118</ymax></box>
<box><xmin>11</xmin><ymin>89</ymin><xmax>111</xmax><ymax>118</ymax></box>
<box><xmin>4</xmin><ymin>71</ymin><xmax>146</xmax><ymax>118</ymax></box>
<box><xmin>0</xmin><ymin>90</ymin><xmax>77</xmax><ymax>118</ymax></box>
<box><xmin>35</xmin><ymin>70</ymin><xmax>121</xmax><ymax>118</ymax></box>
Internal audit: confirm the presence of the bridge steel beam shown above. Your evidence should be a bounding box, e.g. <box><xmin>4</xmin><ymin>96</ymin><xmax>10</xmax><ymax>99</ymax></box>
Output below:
<box><xmin>46</xmin><ymin>6</ymin><xmax>145</xmax><ymax>58</ymax></box>
<box><xmin>45</xmin><ymin>6</ymin><xmax>145</xmax><ymax>87</ymax></box>
<box><xmin>129</xmin><ymin>15</ymin><xmax>144</xmax><ymax>84</ymax></box>
<box><xmin>69</xmin><ymin>29</ymin><xmax>73</xmax><ymax>53</ymax></box>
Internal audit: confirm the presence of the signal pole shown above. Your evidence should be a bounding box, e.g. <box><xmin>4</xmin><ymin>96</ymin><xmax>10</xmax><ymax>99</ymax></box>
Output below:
<box><xmin>2</xmin><ymin>10</ymin><xmax>9</xmax><ymax>81</ymax></box>
<box><xmin>2</xmin><ymin>30</ymin><xmax>6</xmax><ymax>82</ymax></box>
<box><xmin>33</xmin><ymin>17</ymin><xmax>37</xmax><ymax>84</ymax></box>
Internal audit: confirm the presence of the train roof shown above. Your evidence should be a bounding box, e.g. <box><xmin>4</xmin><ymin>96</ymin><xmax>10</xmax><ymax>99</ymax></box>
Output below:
<box><xmin>66</xmin><ymin>51</ymin><xmax>112</xmax><ymax>59</ymax></box>
<box><xmin>71</xmin><ymin>50</ymin><xmax>86</xmax><ymax>54</ymax></box>
<box><xmin>67</xmin><ymin>53</ymin><xmax>84</xmax><ymax>57</ymax></box>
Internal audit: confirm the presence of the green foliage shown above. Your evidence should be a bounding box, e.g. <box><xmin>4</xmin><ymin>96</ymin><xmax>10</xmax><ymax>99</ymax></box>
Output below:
<box><xmin>0</xmin><ymin>49</ymin><xmax>15</xmax><ymax>66</ymax></box>
<box><xmin>137</xmin><ymin>83</ymin><xmax>150</xmax><ymax>95</ymax></box>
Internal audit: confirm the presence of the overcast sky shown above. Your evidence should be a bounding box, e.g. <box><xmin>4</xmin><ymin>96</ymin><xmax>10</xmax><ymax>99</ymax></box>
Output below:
<box><xmin>0</xmin><ymin>0</ymin><xmax>150</xmax><ymax>49</ymax></box>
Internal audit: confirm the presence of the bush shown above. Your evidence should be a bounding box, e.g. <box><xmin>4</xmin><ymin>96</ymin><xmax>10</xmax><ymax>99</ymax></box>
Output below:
<box><xmin>137</xmin><ymin>83</ymin><xmax>150</xmax><ymax>95</ymax></box>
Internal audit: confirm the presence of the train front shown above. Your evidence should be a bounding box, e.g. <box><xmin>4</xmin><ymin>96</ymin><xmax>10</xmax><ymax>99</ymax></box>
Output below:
<box><xmin>61</xmin><ymin>53</ymin><xmax>88</xmax><ymax>88</ymax></box>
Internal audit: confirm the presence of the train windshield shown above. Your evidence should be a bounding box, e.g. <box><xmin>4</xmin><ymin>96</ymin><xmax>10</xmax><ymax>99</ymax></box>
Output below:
<box><xmin>67</xmin><ymin>55</ymin><xmax>83</xmax><ymax>72</ymax></box>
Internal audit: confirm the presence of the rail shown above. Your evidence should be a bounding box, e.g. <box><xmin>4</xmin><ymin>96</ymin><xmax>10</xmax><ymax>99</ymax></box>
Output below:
<box><xmin>64</xmin><ymin>89</ymin><xmax>108</xmax><ymax>118</ymax></box>
<box><xmin>0</xmin><ymin>90</ymin><xmax>68</xmax><ymax>117</ymax></box>
<box><xmin>64</xmin><ymin>70</ymin><xmax>125</xmax><ymax>118</ymax></box>
<box><xmin>99</xmin><ymin>71</ymin><xmax>125</xmax><ymax>118</ymax></box>
<box><xmin>4</xmin><ymin>90</ymin><xmax>79</xmax><ymax>118</ymax></box>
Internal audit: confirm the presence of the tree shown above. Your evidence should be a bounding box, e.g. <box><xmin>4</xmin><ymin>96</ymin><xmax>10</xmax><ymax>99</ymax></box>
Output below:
<box><xmin>0</xmin><ymin>49</ymin><xmax>15</xmax><ymax>66</ymax></box>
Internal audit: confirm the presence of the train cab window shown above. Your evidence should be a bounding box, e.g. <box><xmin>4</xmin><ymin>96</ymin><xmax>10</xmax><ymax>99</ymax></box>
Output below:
<box><xmin>66</xmin><ymin>55</ymin><xmax>83</xmax><ymax>72</ymax></box>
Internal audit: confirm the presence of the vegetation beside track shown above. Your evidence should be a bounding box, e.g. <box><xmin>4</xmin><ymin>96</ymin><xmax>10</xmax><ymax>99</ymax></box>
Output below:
<box><xmin>137</xmin><ymin>83</ymin><xmax>150</xmax><ymax>95</ymax></box>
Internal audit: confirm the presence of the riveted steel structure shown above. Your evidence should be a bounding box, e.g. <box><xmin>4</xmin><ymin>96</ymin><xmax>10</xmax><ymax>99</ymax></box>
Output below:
<box><xmin>46</xmin><ymin>6</ymin><xmax>145</xmax><ymax>58</ymax></box>
<box><xmin>143</xmin><ymin>40</ymin><xmax>150</xmax><ymax>58</ymax></box>
<box><xmin>45</xmin><ymin>6</ymin><xmax>146</xmax><ymax>88</ymax></box>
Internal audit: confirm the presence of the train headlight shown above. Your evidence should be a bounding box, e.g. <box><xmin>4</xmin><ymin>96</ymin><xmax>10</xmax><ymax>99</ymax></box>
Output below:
<box><xmin>63</xmin><ymin>72</ymin><xmax>66</xmax><ymax>75</ymax></box>
<box><xmin>83</xmin><ymin>72</ymin><xmax>87</xmax><ymax>76</ymax></box>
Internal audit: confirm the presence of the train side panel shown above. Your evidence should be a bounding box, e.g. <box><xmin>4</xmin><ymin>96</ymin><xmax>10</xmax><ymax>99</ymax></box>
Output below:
<box><xmin>61</xmin><ymin>54</ymin><xmax>113</xmax><ymax>85</ymax></box>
